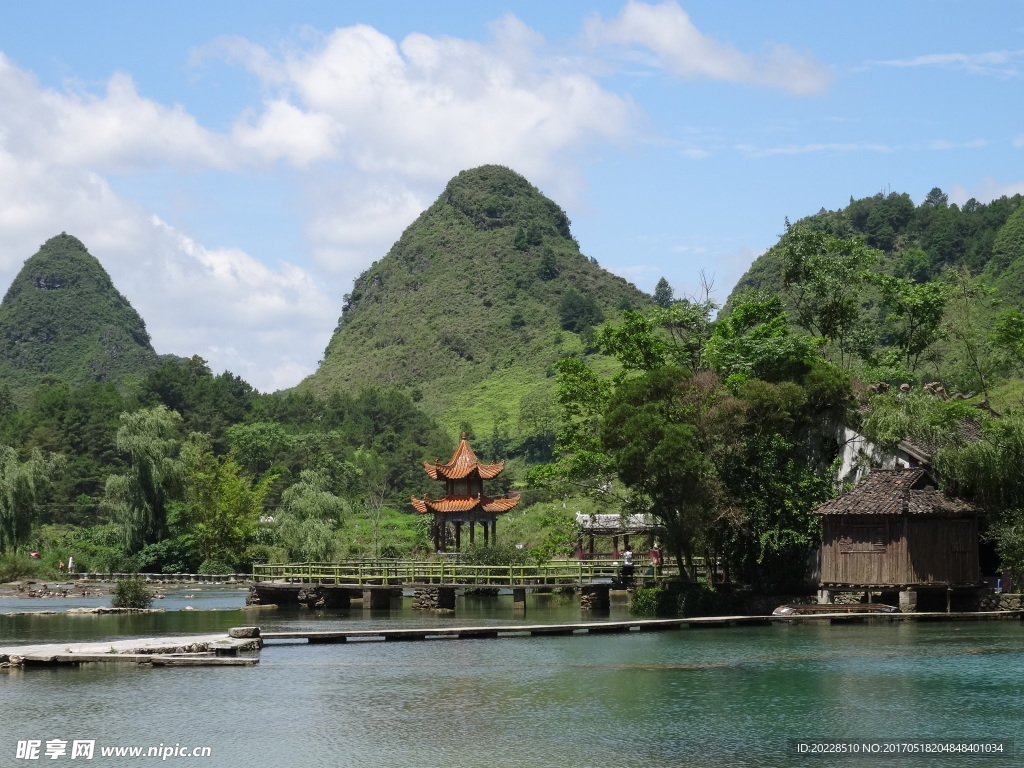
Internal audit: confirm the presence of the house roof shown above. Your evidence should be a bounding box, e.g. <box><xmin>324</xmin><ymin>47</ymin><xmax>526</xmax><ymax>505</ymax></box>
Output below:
<box><xmin>815</xmin><ymin>468</ymin><xmax>980</xmax><ymax>517</ymax></box>
<box><xmin>410</xmin><ymin>492</ymin><xmax>520</xmax><ymax>515</ymax></box>
<box><xmin>424</xmin><ymin>433</ymin><xmax>505</xmax><ymax>480</ymax></box>
<box><xmin>575</xmin><ymin>513</ymin><xmax>660</xmax><ymax>534</ymax></box>
<box><xmin>898</xmin><ymin>418</ymin><xmax>984</xmax><ymax>465</ymax></box>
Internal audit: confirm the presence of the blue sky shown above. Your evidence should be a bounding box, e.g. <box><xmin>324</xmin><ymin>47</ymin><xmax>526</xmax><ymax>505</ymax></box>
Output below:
<box><xmin>1</xmin><ymin>1</ymin><xmax>1022</xmax><ymax>391</ymax></box>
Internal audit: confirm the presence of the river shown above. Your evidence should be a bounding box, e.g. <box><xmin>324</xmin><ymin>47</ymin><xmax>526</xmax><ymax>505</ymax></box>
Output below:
<box><xmin>2</xmin><ymin>588</ymin><xmax>1022</xmax><ymax>767</ymax></box>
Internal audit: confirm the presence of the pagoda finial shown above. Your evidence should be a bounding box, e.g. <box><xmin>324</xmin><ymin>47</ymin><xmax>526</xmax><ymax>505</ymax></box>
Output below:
<box><xmin>461</xmin><ymin>431</ymin><xmax>468</xmax><ymax>440</ymax></box>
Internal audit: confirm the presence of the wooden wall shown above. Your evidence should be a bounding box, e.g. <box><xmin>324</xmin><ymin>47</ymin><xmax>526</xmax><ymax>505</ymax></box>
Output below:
<box><xmin>821</xmin><ymin>515</ymin><xmax>978</xmax><ymax>587</ymax></box>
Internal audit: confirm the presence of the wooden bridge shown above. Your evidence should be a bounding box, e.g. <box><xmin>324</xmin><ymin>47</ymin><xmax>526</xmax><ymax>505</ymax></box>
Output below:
<box><xmin>251</xmin><ymin>559</ymin><xmax>679</xmax><ymax>588</ymax></box>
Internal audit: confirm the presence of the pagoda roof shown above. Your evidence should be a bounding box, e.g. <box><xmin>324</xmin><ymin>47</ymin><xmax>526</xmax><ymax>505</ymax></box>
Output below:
<box><xmin>410</xmin><ymin>492</ymin><xmax>521</xmax><ymax>515</ymax></box>
<box><xmin>424</xmin><ymin>433</ymin><xmax>504</xmax><ymax>480</ymax></box>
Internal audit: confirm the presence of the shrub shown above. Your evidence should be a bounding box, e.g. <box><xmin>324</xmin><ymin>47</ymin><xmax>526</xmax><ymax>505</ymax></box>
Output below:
<box><xmin>630</xmin><ymin>583</ymin><xmax>742</xmax><ymax>617</ymax></box>
<box><xmin>198</xmin><ymin>559</ymin><xmax>232</xmax><ymax>575</ymax></box>
<box><xmin>0</xmin><ymin>553</ymin><xmax>40</xmax><ymax>583</ymax></box>
<box><xmin>111</xmin><ymin>577</ymin><xmax>153</xmax><ymax>609</ymax></box>
<box><xmin>458</xmin><ymin>543</ymin><xmax>530</xmax><ymax>567</ymax></box>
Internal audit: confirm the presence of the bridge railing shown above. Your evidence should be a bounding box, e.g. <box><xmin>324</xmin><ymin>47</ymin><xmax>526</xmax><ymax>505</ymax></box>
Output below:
<box><xmin>251</xmin><ymin>559</ymin><xmax>688</xmax><ymax>586</ymax></box>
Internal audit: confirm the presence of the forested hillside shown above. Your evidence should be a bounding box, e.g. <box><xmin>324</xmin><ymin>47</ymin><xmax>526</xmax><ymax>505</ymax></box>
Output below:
<box><xmin>727</xmin><ymin>188</ymin><xmax>1024</xmax><ymax>397</ymax></box>
<box><xmin>0</xmin><ymin>233</ymin><xmax>160</xmax><ymax>400</ymax></box>
<box><xmin>302</xmin><ymin>165</ymin><xmax>649</xmax><ymax>437</ymax></box>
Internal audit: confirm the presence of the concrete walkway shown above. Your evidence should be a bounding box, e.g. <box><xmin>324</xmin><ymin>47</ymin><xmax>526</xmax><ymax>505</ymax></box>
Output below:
<box><xmin>0</xmin><ymin>633</ymin><xmax>260</xmax><ymax>667</ymax></box>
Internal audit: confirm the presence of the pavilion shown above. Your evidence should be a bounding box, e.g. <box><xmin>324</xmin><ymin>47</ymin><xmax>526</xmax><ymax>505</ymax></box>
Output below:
<box><xmin>411</xmin><ymin>433</ymin><xmax>520</xmax><ymax>552</ymax></box>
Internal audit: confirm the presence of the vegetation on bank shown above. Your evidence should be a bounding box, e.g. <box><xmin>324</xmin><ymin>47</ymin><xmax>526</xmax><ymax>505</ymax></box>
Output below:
<box><xmin>3</xmin><ymin>177</ymin><xmax>1024</xmax><ymax>597</ymax></box>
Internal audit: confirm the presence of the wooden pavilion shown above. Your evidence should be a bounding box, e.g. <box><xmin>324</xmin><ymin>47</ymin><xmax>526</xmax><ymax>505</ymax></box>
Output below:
<box><xmin>411</xmin><ymin>433</ymin><xmax>520</xmax><ymax>552</ymax></box>
<box><xmin>815</xmin><ymin>468</ymin><xmax>982</xmax><ymax>606</ymax></box>
<box><xmin>574</xmin><ymin>513</ymin><xmax>661</xmax><ymax>560</ymax></box>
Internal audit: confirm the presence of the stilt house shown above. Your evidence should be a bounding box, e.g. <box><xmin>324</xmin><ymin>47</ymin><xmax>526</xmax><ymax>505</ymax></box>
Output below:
<box><xmin>816</xmin><ymin>469</ymin><xmax>981</xmax><ymax>589</ymax></box>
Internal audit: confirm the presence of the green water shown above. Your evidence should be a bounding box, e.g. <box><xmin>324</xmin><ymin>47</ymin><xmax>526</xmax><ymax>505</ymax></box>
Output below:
<box><xmin>2</xmin><ymin>592</ymin><xmax>1022</xmax><ymax>767</ymax></box>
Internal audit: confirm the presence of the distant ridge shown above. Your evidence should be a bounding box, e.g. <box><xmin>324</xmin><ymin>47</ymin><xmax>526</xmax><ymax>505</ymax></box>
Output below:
<box><xmin>301</xmin><ymin>165</ymin><xmax>649</xmax><ymax>432</ymax></box>
<box><xmin>0</xmin><ymin>233</ymin><xmax>159</xmax><ymax>397</ymax></box>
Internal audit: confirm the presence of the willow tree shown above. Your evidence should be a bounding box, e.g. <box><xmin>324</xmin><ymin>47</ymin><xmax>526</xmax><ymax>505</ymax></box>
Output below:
<box><xmin>936</xmin><ymin>413</ymin><xmax>1024</xmax><ymax>578</ymax></box>
<box><xmin>276</xmin><ymin>469</ymin><xmax>349</xmax><ymax>561</ymax></box>
<box><xmin>103</xmin><ymin>405</ymin><xmax>185</xmax><ymax>552</ymax></box>
<box><xmin>0</xmin><ymin>447</ymin><xmax>64</xmax><ymax>552</ymax></box>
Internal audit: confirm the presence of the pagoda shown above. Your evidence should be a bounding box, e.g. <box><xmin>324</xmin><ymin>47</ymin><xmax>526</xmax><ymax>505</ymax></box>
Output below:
<box><xmin>411</xmin><ymin>433</ymin><xmax>520</xmax><ymax>551</ymax></box>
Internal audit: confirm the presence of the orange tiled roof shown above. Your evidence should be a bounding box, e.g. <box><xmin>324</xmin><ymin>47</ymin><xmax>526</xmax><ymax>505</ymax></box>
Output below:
<box><xmin>424</xmin><ymin>433</ymin><xmax>504</xmax><ymax>480</ymax></box>
<box><xmin>410</xmin><ymin>493</ymin><xmax>521</xmax><ymax>515</ymax></box>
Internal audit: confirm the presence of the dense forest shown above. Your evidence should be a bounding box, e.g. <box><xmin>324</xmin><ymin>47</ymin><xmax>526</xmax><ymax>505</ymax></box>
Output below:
<box><xmin>729</xmin><ymin>187</ymin><xmax>1024</xmax><ymax>396</ymax></box>
<box><xmin>5</xmin><ymin>177</ymin><xmax>1024</xmax><ymax>593</ymax></box>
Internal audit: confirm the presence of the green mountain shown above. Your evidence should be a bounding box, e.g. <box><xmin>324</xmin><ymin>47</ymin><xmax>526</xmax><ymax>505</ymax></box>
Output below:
<box><xmin>728</xmin><ymin>189</ymin><xmax>1024</xmax><ymax>305</ymax></box>
<box><xmin>0</xmin><ymin>233</ymin><xmax>159</xmax><ymax>398</ymax></box>
<box><xmin>723</xmin><ymin>188</ymin><xmax>1024</xmax><ymax>396</ymax></box>
<box><xmin>301</xmin><ymin>165</ymin><xmax>649</xmax><ymax>434</ymax></box>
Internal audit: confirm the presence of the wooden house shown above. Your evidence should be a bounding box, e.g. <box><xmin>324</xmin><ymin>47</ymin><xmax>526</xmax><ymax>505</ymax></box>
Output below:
<box><xmin>816</xmin><ymin>469</ymin><xmax>981</xmax><ymax>590</ymax></box>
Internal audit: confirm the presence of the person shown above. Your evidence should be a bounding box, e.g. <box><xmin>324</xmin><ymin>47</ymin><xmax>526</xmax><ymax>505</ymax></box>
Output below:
<box><xmin>67</xmin><ymin>555</ymin><xmax>75</xmax><ymax>574</ymax></box>
<box><xmin>647</xmin><ymin>544</ymin><xmax>662</xmax><ymax>577</ymax></box>
<box><xmin>622</xmin><ymin>547</ymin><xmax>634</xmax><ymax>584</ymax></box>
<box><xmin>648</xmin><ymin>544</ymin><xmax>662</xmax><ymax>565</ymax></box>
<box><xmin>59</xmin><ymin>560</ymin><xmax>65</xmax><ymax>574</ymax></box>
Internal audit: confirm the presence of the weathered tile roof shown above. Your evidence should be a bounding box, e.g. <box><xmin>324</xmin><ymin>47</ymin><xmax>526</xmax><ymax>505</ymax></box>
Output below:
<box><xmin>575</xmin><ymin>513</ymin><xmax>660</xmax><ymax>533</ymax></box>
<box><xmin>423</xmin><ymin>433</ymin><xmax>504</xmax><ymax>480</ymax></box>
<box><xmin>815</xmin><ymin>468</ymin><xmax>980</xmax><ymax>517</ymax></box>
<box><xmin>899</xmin><ymin>418</ymin><xmax>984</xmax><ymax>464</ymax></box>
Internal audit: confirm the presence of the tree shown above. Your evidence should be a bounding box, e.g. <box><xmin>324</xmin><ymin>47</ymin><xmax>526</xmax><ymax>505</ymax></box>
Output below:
<box><xmin>597</xmin><ymin>296</ymin><xmax>716</xmax><ymax>376</ymax></box>
<box><xmin>178</xmin><ymin>434</ymin><xmax>275</xmax><ymax>566</ymax></box>
<box><xmin>276</xmin><ymin>470</ymin><xmax>349</xmax><ymax>561</ymax></box>
<box><xmin>0</xmin><ymin>447</ymin><xmax>64</xmax><ymax>552</ymax></box>
<box><xmin>779</xmin><ymin>227</ymin><xmax>880</xmax><ymax>369</ymax></box>
<box><xmin>868</xmin><ymin>274</ymin><xmax>952</xmax><ymax>375</ymax></box>
<box><xmin>601</xmin><ymin>369</ymin><xmax>746</xmax><ymax>578</ymax></box>
<box><xmin>936</xmin><ymin>413</ymin><xmax>1024</xmax><ymax>580</ymax></box>
<box><xmin>941</xmin><ymin>269</ymin><xmax>998</xmax><ymax>394</ymax></box>
<box><xmin>704</xmin><ymin>290</ymin><xmax>820</xmax><ymax>385</ymax></box>
<box><xmin>533</xmin><ymin>280</ymin><xmax>852</xmax><ymax>586</ymax></box>
<box><xmin>992</xmin><ymin>309</ymin><xmax>1024</xmax><ymax>375</ymax></box>
<box><xmin>923</xmin><ymin>187</ymin><xmax>949</xmax><ymax>208</ymax></box>
<box><xmin>103</xmin><ymin>405</ymin><xmax>185</xmax><ymax>552</ymax></box>
<box><xmin>653</xmin><ymin>277</ymin><xmax>674</xmax><ymax>308</ymax></box>
<box><xmin>558</xmin><ymin>289</ymin><xmax>603</xmax><ymax>333</ymax></box>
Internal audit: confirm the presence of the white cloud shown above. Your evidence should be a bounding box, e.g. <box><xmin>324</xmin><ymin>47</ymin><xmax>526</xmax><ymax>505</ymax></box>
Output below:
<box><xmin>212</xmin><ymin>19</ymin><xmax>639</xmax><ymax>184</ymax></box>
<box><xmin>232</xmin><ymin>99</ymin><xmax>336</xmax><ymax>167</ymax></box>
<box><xmin>0</xmin><ymin>54</ymin><xmax>335</xmax><ymax>392</ymax></box>
<box><xmin>584</xmin><ymin>1</ymin><xmax>832</xmax><ymax>95</ymax></box>
<box><xmin>736</xmin><ymin>142</ymin><xmax>891</xmax><ymax>158</ymax></box>
<box><xmin>1013</xmin><ymin>135</ymin><xmax>1024</xmax><ymax>148</ymax></box>
<box><xmin>948</xmin><ymin>178</ymin><xmax>1024</xmax><ymax>206</ymax></box>
<box><xmin>927</xmin><ymin>139</ymin><xmax>988</xmax><ymax>151</ymax></box>
<box><xmin>871</xmin><ymin>50</ymin><xmax>1024</xmax><ymax>77</ymax></box>
<box><xmin>0</xmin><ymin>17</ymin><xmax>646</xmax><ymax>390</ymax></box>
<box><xmin>0</xmin><ymin>53</ymin><xmax>228</xmax><ymax>173</ymax></box>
